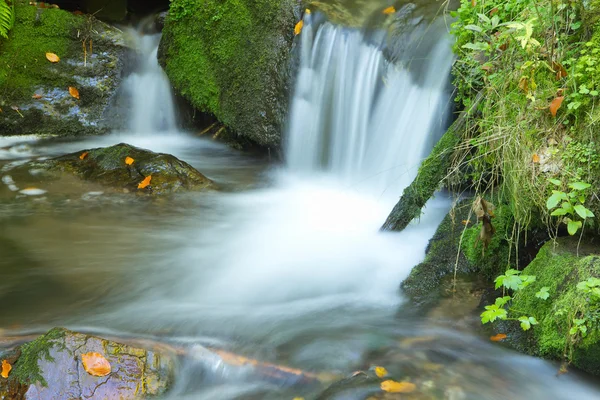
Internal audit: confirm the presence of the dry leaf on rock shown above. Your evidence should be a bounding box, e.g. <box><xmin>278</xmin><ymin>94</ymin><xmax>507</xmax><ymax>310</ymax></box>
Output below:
<box><xmin>79</xmin><ymin>151</ymin><xmax>89</xmax><ymax>160</ymax></box>
<box><xmin>1</xmin><ymin>360</ymin><xmax>11</xmax><ymax>378</ymax></box>
<box><xmin>81</xmin><ymin>352</ymin><xmax>111</xmax><ymax>377</ymax></box>
<box><xmin>125</xmin><ymin>156</ymin><xmax>134</xmax><ymax>165</ymax></box>
<box><xmin>69</xmin><ymin>86</ymin><xmax>80</xmax><ymax>100</ymax></box>
<box><xmin>375</xmin><ymin>366</ymin><xmax>388</xmax><ymax>378</ymax></box>
<box><xmin>383</xmin><ymin>6</ymin><xmax>396</xmax><ymax>14</ymax></box>
<box><xmin>490</xmin><ymin>333</ymin><xmax>507</xmax><ymax>342</ymax></box>
<box><xmin>294</xmin><ymin>20</ymin><xmax>304</xmax><ymax>35</ymax></box>
<box><xmin>46</xmin><ymin>52</ymin><xmax>60</xmax><ymax>63</ymax></box>
<box><xmin>549</xmin><ymin>96</ymin><xmax>564</xmax><ymax>117</ymax></box>
<box><xmin>138</xmin><ymin>175</ymin><xmax>152</xmax><ymax>189</ymax></box>
<box><xmin>381</xmin><ymin>380</ymin><xmax>416</xmax><ymax>393</ymax></box>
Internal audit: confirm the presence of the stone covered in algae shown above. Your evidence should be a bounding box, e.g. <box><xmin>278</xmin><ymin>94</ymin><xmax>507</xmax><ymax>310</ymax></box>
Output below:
<box><xmin>0</xmin><ymin>328</ymin><xmax>175</xmax><ymax>399</ymax></box>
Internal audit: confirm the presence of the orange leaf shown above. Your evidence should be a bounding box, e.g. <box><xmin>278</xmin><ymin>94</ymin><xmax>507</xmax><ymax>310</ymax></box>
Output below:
<box><xmin>381</xmin><ymin>380</ymin><xmax>416</xmax><ymax>393</ymax></box>
<box><xmin>461</xmin><ymin>219</ymin><xmax>472</xmax><ymax>226</ymax></box>
<box><xmin>471</xmin><ymin>0</ymin><xmax>476</xmax><ymax>6</ymax></box>
<box><xmin>81</xmin><ymin>352</ymin><xmax>111</xmax><ymax>377</ymax></box>
<box><xmin>79</xmin><ymin>151</ymin><xmax>89</xmax><ymax>160</ymax></box>
<box><xmin>46</xmin><ymin>52</ymin><xmax>60</xmax><ymax>63</ymax></box>
<box><xmin>1</xmin><ymin>360</ymin><xmax>11</xmax><ymax>378</ymax></box>
<box><xmin>552</xmin><ymin>62</ymin><xmax>568</xmax><ymax>79</ymax></box>
<box><xmin>69</xmin><ymin>86</ymin><xmax>80</xmax><ymax>100</ymax></box>
<box><xmin>375</xmin><ymin>366</ymin><xmax>388</xmax><ymax>378</ymax></box>
<box><xmin>138</xmin><ymin>175</ymin><xmax>152</xmax><ymax>189</ymax></box>
<box><xmin>383</xmin><ymin>6</ymin><xmax>396</xmax><ymax>15</ymax></box>
<box><xmin>294</xmin><ymin>20</ymin><xmax>304</xmax><ymax>35</ymax></box>
<box><xmin>32</xmin><ymin>93</ymin><xmax>42</xmax><ymax>99</ymax></box>
<box><xmin>489</xmin><ymin>7</ymin><xmax>499</xmax><ymax>15</ymax></box>
<box><xmin>549</xmin><ymin>96</ymin><xmax>564</xmax><ymax>117</ymax></box>
<box><xmin>490</xmin><ymin>333</ymin><xmax>507</xmax><ymax>342</ymax></box>
<box><xmin>125</xmin><ymin>156</ymin><xmax>134</xmax><ymax>165</ymax></box>
<box><xmin>532</xmin><ymin>153</ymin><xmax>540</xmax><ymax>163</ymax></box>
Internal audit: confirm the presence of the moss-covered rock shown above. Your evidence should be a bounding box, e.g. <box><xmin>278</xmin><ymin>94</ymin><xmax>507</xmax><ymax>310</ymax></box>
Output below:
<box><xmin>401</xmin><ymin>200</ymin><xmax>477</xmax><ymax>305</ymax></box>
<box><xmin>502</xmin><ymin>239</ymin><xmax>600</xmax><ymax>375</ymax></box>
<box><xmin>158</xmin><ymin>0</ymin><xmax>300</xmax><ymax>148</ymax></box>
<box><xmin>9</xmin><ymin>143</ymin><xmax>215</xmax><ymax>195</ymax></box>
<box><xmin>0</xmin><ymin>1</ymin><xmax>127</xmax><ymax>137</ymax></box>
<box><xmin>0</xmin><ymin>328</ymin><xmax>175</xmax><ymax>399</ymax></box>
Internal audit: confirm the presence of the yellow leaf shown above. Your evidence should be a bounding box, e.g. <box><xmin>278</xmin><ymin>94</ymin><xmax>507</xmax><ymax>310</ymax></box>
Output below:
<box><xmin>532</xmin><ymin>153</ymin><xmax>540</xmax><ymax>163</ymax></box>
<box><xmin>305</xmin><ymin>9</ymin><xmax>311</xmax><ymax>14</ymax></box>
<box><xmin>490</xmin><ymin>333</ymin><xmax>507</xmax><ymax>342</ymax></box>
<box><xmin>45</xmin><ymin>52</ymin><xmax>60</xmax><ymax>63</ymax></box>
<box><xmin>138</xmin><ymin>175</ymin><xmax>152</xmax><ymax>189</ymax></box>
<box><xmin>69</xmin><ymin>86</ymin><xmax>80</xmax><ymax>100</ymax></box>
<box><xmin>292</xmin><ymin>398</ymin><xmax>305</xmax><ymax>400</ymax></box>
<box><xmin>549</xmin><ymin>96</ymin><xmax>564</xmax><ymax>117</ymax></box>
<box><xmin>125</xmin><ymin>156</ymin><xmax>134</xmax><ymax>165</ymax></box>
<box><xmin>382</xmin><ymin>6</ymin><xmax>396</xmax><ymax>15</ymax></box>
<box><xmin>381</xmin><ymin>380</ymin><xmax>416</xmax><ymax>393</ymax></box>
<box><xmin>294</xmin><ymin>20</ymin><xmax>304</xmax><ymax>35</ymax></box>
<box><xmin>1</xmin><ymin>360</ymin><xmax>11</xmax><ymax>378</ymax></box>
<box><xmin>81</xmin><ymin>352</ymin><xmax>111</xmax><ymax>377</ymax></box>
<box><xmin>79</xmin><ymin>151</ymin><xmax>89</xmax><ymax>160</ymax></box>
<box><xmin>375</xmin><ymin>366</ymin><xmax>388</xmax><ymax>378</ymax></box>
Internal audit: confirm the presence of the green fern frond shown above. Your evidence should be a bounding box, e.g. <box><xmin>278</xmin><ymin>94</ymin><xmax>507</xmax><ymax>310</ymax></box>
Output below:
<box><xmin>0</xmin><ymin>0</ymin><xmax>15</xmax><ymax>39</ymax></box>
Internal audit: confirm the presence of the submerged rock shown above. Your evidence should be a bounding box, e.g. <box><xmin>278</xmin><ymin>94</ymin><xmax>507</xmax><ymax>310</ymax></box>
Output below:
<box><xmin>9</xmin><ymin>143</ymin><xmax>215</xmax><ymax>195</ymax></box>
<box><xmin>0</xmin><ymin>1</ymin><xmax>128</xmax><ymax>137</ymax></box>
<box><xmin>158</xmin><ymin>0</ymin><xmax>300</xmax><ymax>148</ymax></box>
<box><xmin>500</xmin><ymin>239</ymin><xmax>600</xmax><ymax>376</ymax></box>
<box><xmin>0</xmin><ymin>328</ymin><xmax>174</xmax><ymax>399</ymax></box>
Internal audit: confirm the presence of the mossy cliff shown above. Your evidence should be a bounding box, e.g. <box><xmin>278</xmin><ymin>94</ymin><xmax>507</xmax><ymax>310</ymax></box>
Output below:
<box><xmin>502</xmin><ymin>239</ymin><xmax>600</xmax><ymax>375</ymax></box>
<box><xmin>158</xmin><ymin>0</ymin><xmax>300</xmax><ymax>149</ymax></box>
<box><xmin>0</xmin><ymin>1</ymin><xmax>127</xmax><ymax>136</ymax></box>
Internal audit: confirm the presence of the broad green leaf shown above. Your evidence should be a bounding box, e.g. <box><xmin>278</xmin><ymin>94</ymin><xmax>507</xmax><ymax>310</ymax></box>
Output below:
<box><xmin>546</xmin><ymin>193</ymin><xmax>563</xmax><ymax>209</ymax></box>
<box><xmin>551</xmin><ymin>208</ymin><xmax>567</xmax><ymax>216</ymax></box>
<box><xmin>477</xmin><ymin>13</ymin><xmax>491</xmax><ymax>24</ymax></box>
<box><xmin>519</xmin><ymin>275</ymin><xmax>536</xmax><ymax>289</ymax></box>
<box><xmin>505</xmin><ymin>269</ymin><xmax>521</xmax><ymax>276</ymax></box>
<box><xmin>586</xmin><ymin>209</ymin><xmax>595</xmax><ymax>218</ymax></box>
<box><xmin>481</xmin><ymin>305</ymin><xmax>508</xmax><ymax>323</ymax></box>
<box><xmin>528</xmin><ymin>316</ymin><xmax>538</xmax><ymax>325</ymax></box>
<box><xmin>535</xmin><ymin>287</ymin><xmax>550</xmax><ymax>300</ymax></box>
<box><xmin>567</xmin><ymin>220</ymin><xmax>582</xmax><ymax>235</ymax></box>
<box><xmin>562</xmin><ymin>202</ymin><xmax>574</xmax><ymax>213</ymax></box>
<box><xmin>568</xmin><ymin>182</ymin><xmax>591</xmax><ymax>191</ymax></box>
<box><xmin>495</xmin><ymin>296</ymin><xmax>512</xmax><ymax>307</ymax></box>
<box><xmin>519</xmin><ymin>316</ymin><xmax>532</xmax><ymax>330</ymax></box>
<box><xmin>574</xmin><ymin>204</ymin><xmax>590</xmax><ymax>219</ymax></box>
<box><xmin>462</xmin><ymin>42</ymin><xmax>490</xmax><ymax>51</ymax></box>
<box><xmin>548</xmin><ymin>178</ymin><xmax>562</xmax><ymax>186</ymax></box>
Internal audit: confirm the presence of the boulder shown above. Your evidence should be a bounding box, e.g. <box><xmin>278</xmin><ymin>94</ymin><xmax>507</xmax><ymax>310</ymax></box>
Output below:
<box><xmin>0</xmin><ymin>1</ymin><xmax>128</xmax><ymax>137</ymax></box>
<box><xmin>7</xmin><ymin>143</ymin><xmax>215</xmax><ymax>195</ymax></box>
<box><xmin>500</xmin><ymin>238</ymin><xmax>600</xmax><ymax>375</ymax></box>
<box><xmin>0</xmin><ymin>328</ymin><xmax>175</xmax><ymax>399</ymax></box>
<box><xmin>158</xmin><ymin>0</ymin><xmax>300</xmax><ymax>149</ymax></box>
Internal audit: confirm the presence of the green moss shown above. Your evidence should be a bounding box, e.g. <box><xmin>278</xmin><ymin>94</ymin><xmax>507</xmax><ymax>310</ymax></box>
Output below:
<box><xmin>12</xmin><ymin>327</ymin><xmax>66</xmax><ymax>386</ymax></box>
<box><xmin>461</xmin><ymin>204</ymin><xmax>515</xmax><ymax>278</ymax></box>
<box><xmin>510</xmin><ymin>240</ymin><xmax>600</xmax><ymax>375</ymax></box>
<box><xmin>159</xmin><ymin>0</ymin><xmax>296</xmax><ymax>147</ymax></box>
<box><xmin>0</xmin><ymin>1</ymin><xmax>83</xmax><ymax>104</ymax></box>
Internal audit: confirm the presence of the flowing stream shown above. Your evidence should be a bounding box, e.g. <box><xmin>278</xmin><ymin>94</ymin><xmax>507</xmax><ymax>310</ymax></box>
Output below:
<box><xmin>1</xmin><ymin>10</ymin><xmax>600</xmax><ymax>400</ymax></box>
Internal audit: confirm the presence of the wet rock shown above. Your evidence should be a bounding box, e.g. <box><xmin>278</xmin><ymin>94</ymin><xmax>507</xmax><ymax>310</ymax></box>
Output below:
<box><xmin>0</xmin><ymin>328</ymin><xmax>174</xmax><ymax>399</ymax></box>
<box><xmin>158</xmin><ymin>0</ymin><xmax>301</xmax><ymax>149</ymax></box>
<box><xmin>0</xmin><ymin>2</ymin><xmax>128</xmax><ymax>137</ymax></box>
<box><xmin>315</xmin><ymin>371</ymin><xmax>381</xmax><ymax>400</ymax></box>
<box><xmin>13</xmin><ymin>143</ymin><xmax>215</xmax><ymax>195</ymax></box>
<box><xmin>155</xmin><ymin>11</ymin><xmax>168</xmax><ymax>31</ymax></box>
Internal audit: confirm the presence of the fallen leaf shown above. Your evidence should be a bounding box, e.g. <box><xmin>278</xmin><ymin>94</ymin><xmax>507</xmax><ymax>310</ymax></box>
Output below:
<box><xmin>81</xmin><ymin>352</ymin><xmax>111</xmax><ymax>377</ymax></box>
<box><xmin>73</xmin><ymin>10</ymin><xmax>83</xmax><ymax>15</ymax></box>
<box><xmin>532</xmin><ymin>153</ymin><xmax>540</xmax><ymax>163</ymax></box>
<box><xmin>125</xmin><ymin>156</ymin><xmax>134</xmax><ymax>165</ymax></box>
<box><xmin>32</xmin><ymin>93</ymin><xmax>42</xmax><ymax>99</ymax></box>
<box><xmin>518</xmin><ymin>76</ymin><xmax>529</xmax><ymax>93</ymax></box>
<box><xmin>294</xmin><ymin>20</ymin><xmax>304</xmax><ymax>35</ymax></box>
<box><xmin>69</xmin><ymin>86</ymin><xmax>80</xmax><ymax>100</ymax></box>
<box><xmin>481</xmin><ymin>65</ymin><xmax>492</xmax><ymax>73</ymax></box>
<box><xmin>383</xmin><ymin>6</ymin><xmax>396</xmax><ymax>15</ymax></box>
<box><xmin>490</xmin><ymin>333</ymin><xmax>507</xmax><ymax>342</ymax></box>
<box><xmin>138</xmin><ymin>175</ymin><xmax>152</xmax><ymax>189</ymax></box>
<box><xmin>1</xmin><ymin>360</ymin><xmax>11</xmax><ymax>378</ymax></box>
<box><xmin>461</xmin><ymin>219</ymin><xmax>472</xmax><ymax>226</ymax></box>
<box><xmin>305</xmin><ymin>9</ymin><xmax>310</xmax><ymax>14</ymax></box>
<box><xmin>549</xmin><ymin>96</ymin><xmax>564</xmax><ymax>117</ymax></box>
<box><xmin>45</xmin><ymin>52</ymin><xmax>60</xmax><ymax>63</ymax></box>
<box><xmin>375</xmin><ymin>366</ymin><xmax>388</xmax><ymax>378</ymax></box>
<box><xmin>552</xmin><ymin>62</ymin><xmax>568</xmax><ymax>79</ymax></box>
<box><xmin>489</xmin><ymin>7</ymin><xmax>499</xmax><ymax>15</ymax></box>
<box><xmin>381</xmin><ymin>380</ymin><xmax>416</xmax><ymax>393</ymax></box>
<box><xmin>79</xmin><ymin>151</ymin><xmax>89</xmax><ymax>160</ymax></box>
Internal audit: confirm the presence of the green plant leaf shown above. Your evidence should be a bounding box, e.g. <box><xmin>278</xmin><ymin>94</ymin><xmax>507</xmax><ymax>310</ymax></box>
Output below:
<box><xmin>481</xmin><ymin>305</ymin><xmax>508</xmax><ymax>324</ymax></box>
<box><xmin>548</xmin><ymin>178</ymin><xmax>562</xmax><ymax>186</ymax></box>
<box><xmin>462</xmin><ymin>42</ymin><xmax>491</xmax><ymax>51</ymax></box>
<box><xmin>567</xmin><ymin>220</ymin><xmax>582</xmax><ymax>235</ymax></box>
<box><xmin>568</xmin><ymin>182</ymin><xmax>591</xmax><ymax>191</ymax></box>
<box><xmin>495</xmin><ymin>296</ymin><xmax>512</xmax><ymax>307</ymax></box>
<box><xmin>574</xmin><ymin>204</ymin><xmax>590</xmax><ymax>219</ymax></box>
<box><xmin>518</xmin><ymin>316</ymin><xmax>532</xmax><ymax>330</ymax></box>
<box><xmin>464</xmin><ymin>24</ymin><xmax>483</xmax><ymax>32</ymax></box>
<box><xmin>546</xmin><ymin>193</ymin><xmax>563</xmax><ymax>209</ymax></box>
<box><xmin>535</xmin><ymin>287</ymin><xmax>550</xmax><ymax>300</ymax></box>
<box><xmin>551</xmin><ymin>208</ymin><xmax>567</xmax><ymax>216</ymax></box>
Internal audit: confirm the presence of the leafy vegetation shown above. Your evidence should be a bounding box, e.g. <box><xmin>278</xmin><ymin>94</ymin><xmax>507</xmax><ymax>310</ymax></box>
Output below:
<box><xmin>0</xmin><ymin>0</ymin><xmax>14</xmax><ymax>39</ymax></box>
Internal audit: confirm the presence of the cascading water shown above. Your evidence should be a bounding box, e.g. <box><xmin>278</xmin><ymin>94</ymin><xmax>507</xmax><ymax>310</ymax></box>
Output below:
<box><xmin>287</xmin><ymin>16</ymin><xmax>453</xmax><ymax>196</ymax></box>
<box><xmin>122</xmin><ymin>26</ymin><xmax>177</xmax><ymax>133</ymax></box>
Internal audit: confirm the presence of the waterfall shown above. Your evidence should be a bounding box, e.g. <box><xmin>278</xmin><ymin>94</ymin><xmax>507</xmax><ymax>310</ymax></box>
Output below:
<box><xmin>122</xmin><ymin>28</ymin><xmax>177</xmax><ymax>134</ymax></box>
<box><xmin>286</xmin><ymin>16</ymin><xmax>454</xmax><ymax>197</ymax></box>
